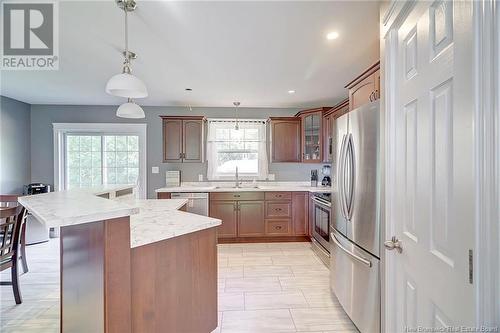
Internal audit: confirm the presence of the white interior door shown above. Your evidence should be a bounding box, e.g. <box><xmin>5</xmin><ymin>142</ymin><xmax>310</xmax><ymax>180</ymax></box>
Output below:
<box><xmin>384</xmin><ymin>1</ymin><xmax>474</xmax><ymax>330</ymax></box>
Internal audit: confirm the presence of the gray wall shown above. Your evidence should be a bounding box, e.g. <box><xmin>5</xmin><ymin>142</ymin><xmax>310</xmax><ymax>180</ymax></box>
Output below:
<box><xmin>0</xmin><ymin>96</ymin><xmax>31</xmax><ymax>194</ymax></box>
<box><xmin>30</xmin><ymin>105</ymin><xmax>327</xmax><ymax>198</ymax></box>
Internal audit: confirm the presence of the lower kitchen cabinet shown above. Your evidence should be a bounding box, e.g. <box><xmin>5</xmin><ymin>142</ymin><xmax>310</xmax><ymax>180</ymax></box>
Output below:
<box><xmin>209</xmin><ymin>200</ymin><xmax>238</xmax><ymax>238</ymax></box>
<box><xmin>265</xmin><ymin>219</ymin><xmax>291</xmax><ymax>236</ymax></box>
<box><xmin>238</xmin><ymin>201</ymin><xmax>265</xmax><ymax>237</ymax></box>
<box><xmin>292</xmin><ymin>192</ymin><xmax>309</xmax><ymax>236</ymax></box>
<box><xmin>209</xmin><ymin>191</ymin><xmax>309</xmax><ymax>242</ymax></box>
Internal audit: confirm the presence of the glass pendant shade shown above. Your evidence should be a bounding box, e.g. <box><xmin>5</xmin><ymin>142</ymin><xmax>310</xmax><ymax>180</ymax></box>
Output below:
<box><xmin>106</xmin><ymin>73</ymin><xmax>148</xmax><ymax>98</ymax></box>
<box><xmin>116</xmin><ymin>101</ymin><xmax>145</xmax><ymax>119</ymax></box>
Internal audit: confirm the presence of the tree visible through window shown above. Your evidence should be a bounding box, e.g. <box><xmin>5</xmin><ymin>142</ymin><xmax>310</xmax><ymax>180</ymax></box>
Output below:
<box><xmin>66</xmin><ymin>135</ymin><xmax>139</xmax><ymax>189</ymax></box>
<box><xmin>206</xmin><ymin>120</ymin><xmax>268</xmax><ymax>180</ymax></box>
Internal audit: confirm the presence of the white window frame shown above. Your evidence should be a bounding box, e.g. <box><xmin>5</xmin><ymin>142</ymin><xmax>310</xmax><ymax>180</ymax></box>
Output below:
<box><xmin>53</xmin><ymin>123</ymin><xmax>147</xmax><ymax>199</ymax></box>
<box><xmin>206</xmin><ymin>119</ymin><xmax>269</xmax><ymax>181</ymax></box>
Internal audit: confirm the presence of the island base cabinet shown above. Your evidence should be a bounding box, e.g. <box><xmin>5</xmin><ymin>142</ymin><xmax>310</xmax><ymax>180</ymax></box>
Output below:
<box><xmin>60</xmin><ymin>217</ymin><xmax>132</xmax><ymax>333</ymax></box>
<box><xmin>131</xmin><ymin>228</ymin><xmax>218</xmax><ymax>333</ymax></box>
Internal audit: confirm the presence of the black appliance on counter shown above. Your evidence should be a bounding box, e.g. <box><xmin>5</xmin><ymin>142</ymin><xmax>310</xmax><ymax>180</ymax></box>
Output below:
<box><xmin>23</xmin><ymin>183</ymin><xmax>51</xmax><ymax>195</ymax></box>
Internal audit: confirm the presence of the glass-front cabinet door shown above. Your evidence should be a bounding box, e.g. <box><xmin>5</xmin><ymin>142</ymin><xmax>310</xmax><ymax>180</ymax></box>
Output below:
<box><xmin>301</xmin><ymin>111</ymin><xmax>322</xmax><ymax>162</ymax></box>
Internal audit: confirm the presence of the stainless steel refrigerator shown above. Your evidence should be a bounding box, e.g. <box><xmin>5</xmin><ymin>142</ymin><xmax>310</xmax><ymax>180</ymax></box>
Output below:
<box><xmin>330</xmin><ymin>101</ymin><xmax>380</xmax><ymax>333</ymax></box>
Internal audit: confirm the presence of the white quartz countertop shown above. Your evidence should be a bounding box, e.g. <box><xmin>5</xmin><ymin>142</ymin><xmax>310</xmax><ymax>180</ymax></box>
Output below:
<box><xmin>19</xmin><ymin>185</ymin><xmax>222</xmax><ymax>248</ymax></box>
<box><xmin>156</xmin><ymin>182</ymin><xmax>332</xmax><ymax>194</ymax></box>
<box><xmin>18</xmin><ymin>186</ymin><xmax>139</xmax><ymax>227</ymax></box>
<box><xmin>123</xmin><ymin>198</ymin><xmax>221</xmax><ymax>248</ymax></box>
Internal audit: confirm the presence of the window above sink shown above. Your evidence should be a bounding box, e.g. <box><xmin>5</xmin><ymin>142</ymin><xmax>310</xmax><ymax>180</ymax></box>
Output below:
<box><xmin>206</xmin><ymin>119</ymin><xmax>268</xmax><ymax>180</ymax></box>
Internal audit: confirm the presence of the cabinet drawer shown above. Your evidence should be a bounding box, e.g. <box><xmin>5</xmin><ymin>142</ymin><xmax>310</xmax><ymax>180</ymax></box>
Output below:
<box><xmin>210</xmin><ymin>192</ymin><xmax>265</xmax><ymax>201</ymax></box>
<box><xmin>265</xmin><ymin>219</ymin><xmax>291</xmax><ymax>236</ymax></box>
<box><xmin>264</xmin><ymin>192</ymin><xmax>292</xmax><ymax>201</ymax></box>
<box><xmin>265</xmin><ymin>202</ymin><xmax>291</xmax><ymax>218</ymax></box>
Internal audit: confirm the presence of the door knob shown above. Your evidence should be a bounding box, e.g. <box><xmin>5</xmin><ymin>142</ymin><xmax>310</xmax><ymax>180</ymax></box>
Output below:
<box><xmin>384</xmin><ymin>236</ymin><xmax>403</xmax><ymax>253</ymax></box>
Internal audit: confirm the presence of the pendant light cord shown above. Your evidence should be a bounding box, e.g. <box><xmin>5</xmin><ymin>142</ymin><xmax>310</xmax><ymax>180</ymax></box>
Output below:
<box><xmin>123</xmin><ymin>7</ymin><xmax>131</xmax><ymax>74</ymax></box>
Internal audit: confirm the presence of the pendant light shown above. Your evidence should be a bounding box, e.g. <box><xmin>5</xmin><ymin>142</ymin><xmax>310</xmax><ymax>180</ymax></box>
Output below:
<box><xmin>105</xmin><ymin>0</ymin><xmax>148</xmax><ymax>99</ymax></box>
<box><xmin>233</xmin><ymin>102</ymin><xmax>241</xmax><ymax>130</ymax></box>
<box><xmin>116</xmin><ymin>98</ymin><xmax>145</xmax><ymax>118</ymax></box>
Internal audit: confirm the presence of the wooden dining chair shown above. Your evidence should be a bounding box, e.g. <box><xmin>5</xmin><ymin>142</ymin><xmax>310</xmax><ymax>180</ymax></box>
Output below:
<box><xmin>0</xmin><ymin>195</ymin><xmax>28</xmax><ymax>273</ymax></box>
<box><xmin>0</xmin><ymin>205</ymin><xmax>27</xmax><ymax>304</ymax></box>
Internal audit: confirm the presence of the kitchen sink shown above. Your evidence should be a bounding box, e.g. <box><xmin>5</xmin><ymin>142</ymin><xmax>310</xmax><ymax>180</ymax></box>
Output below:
<box><xmin>213</xmin><ymin>185</ymin><xmax>260</xmax><ymax>189</ymax></box>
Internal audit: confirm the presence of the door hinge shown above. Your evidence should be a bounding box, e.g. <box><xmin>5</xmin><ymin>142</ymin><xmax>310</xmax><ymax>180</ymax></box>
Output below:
<box><xmin>468</xmin><ymin>249</ymin><xmax>473</xmax><ymax>284</ymax></box>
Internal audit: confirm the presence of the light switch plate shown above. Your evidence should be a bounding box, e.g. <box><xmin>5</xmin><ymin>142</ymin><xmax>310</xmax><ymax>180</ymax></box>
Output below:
<box><xmin>198</xmin><ymin>174</ymin><xmax>204</xmax><ymax>181</ymax></box>
<box><xmin>268</xmin><ymin>174</ymin><xmax>275</xmax><ymax>181</ymax></box>
<box><xmin>152</xmin><ymin>166</ymin><xmax>159</xmax><ymax>174</ymax></box>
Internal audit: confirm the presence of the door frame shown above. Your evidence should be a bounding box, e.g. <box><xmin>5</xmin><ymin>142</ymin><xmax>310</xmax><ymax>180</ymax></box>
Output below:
<box><xmin>472</xmin><ymin>0</ymin><xmax>500</xmax><ymax>325</ymax></box>
<box><xmin>53</xmin><ymin>123</ymin><xmax>147</xmax><ymax>199</ymax></box>
<box><xmin>380</xmin><ymin>0</ymin><xmax>500</xmax><ymax>330</ymax></box>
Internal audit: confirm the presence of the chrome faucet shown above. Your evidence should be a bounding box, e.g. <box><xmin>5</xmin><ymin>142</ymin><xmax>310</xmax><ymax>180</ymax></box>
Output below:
<box><xmin>235</xmin><ymin>166</ymin><xmax>241</xmax><ymax>188</ymax></box>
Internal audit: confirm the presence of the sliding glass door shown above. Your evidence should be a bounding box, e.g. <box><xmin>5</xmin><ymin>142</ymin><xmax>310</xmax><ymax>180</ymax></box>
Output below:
<box><xmin>65</xmin><ymin>134</ymin><xmax>140</xmax><ymax>189</ymax></box>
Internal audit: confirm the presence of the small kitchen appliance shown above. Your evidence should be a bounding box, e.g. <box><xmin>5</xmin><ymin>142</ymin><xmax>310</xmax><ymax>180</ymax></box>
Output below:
<box><xmin>310</xmin><ymin>170</ymin><xmax>318</xmax><ymax>187</ymax></box>
<box><xmin>321</xmin><ymin>165</ymin><xmax>332</xmax><ymax>187</ymax></box>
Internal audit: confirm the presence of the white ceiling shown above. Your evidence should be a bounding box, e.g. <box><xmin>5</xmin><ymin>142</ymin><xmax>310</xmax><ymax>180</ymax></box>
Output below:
<box><xmin>1</xmin><ymin>0</ymin><xmax>380</xmax><ymax>108</ymax></box>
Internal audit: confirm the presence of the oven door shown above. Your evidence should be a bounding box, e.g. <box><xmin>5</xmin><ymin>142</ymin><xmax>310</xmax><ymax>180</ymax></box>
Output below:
<box><xmin>312</xmin><ymin>197</ymin><xmax>331</xmax><ymax>253</ymax></box>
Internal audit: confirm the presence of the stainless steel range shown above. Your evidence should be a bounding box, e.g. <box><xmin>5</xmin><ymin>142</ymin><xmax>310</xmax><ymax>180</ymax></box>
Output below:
<box><xmin>311</xmin><ymin>192</ymin><xmax>331</xmax><ymax>265</ymax></box>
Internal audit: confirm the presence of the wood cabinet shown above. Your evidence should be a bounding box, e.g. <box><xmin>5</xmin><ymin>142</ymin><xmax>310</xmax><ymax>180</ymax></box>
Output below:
<box><xmin>161</xmin><ymin>116</ymin><xmax>205</xmax><ymax>163</ymax></box>
<box><xmin>345</xmin><ymin>61</ymin><xmax>380</xmax><ymax>111</ymax></box>
<box><xmin>265</xmin><ymin>219</ymin><xmax>291</xmax><ymax>236</ymax></box>
<box><xmin>157</xmin><ymin>192</ymin><xmax>172</xmax><ymax>199</ymax></box>
<box><xmin>292</xmin><ymin>192</ymin><xmax>309</xmax><ymax>236</ymax></box>
<box><xmin>210</xmin><ymin>191</ymin><xmax>308</xmax><ymax>242</ymax></box>
<box><xmin>269</xmin><ymin>117</ymin><xmax>301</xmax><ymax>162</ymax></box>
<box><xmin>209</xmin><ymin>200</ymin><xmax>238</xmax><ymax>238</ymax></box>
<box><xmin>295</xmin><ymin>107</ymin><xmax>331</xmax><ymax>163</ymax></box>
<box><xmin>238</xmin><ymin>201</ymin><xmax>265</xmax><ymax>237</ymax></box>
<box><xmin>323</xmin><ymin>99</ymin><xmax>349</xmax><ymax>163</ymax></box>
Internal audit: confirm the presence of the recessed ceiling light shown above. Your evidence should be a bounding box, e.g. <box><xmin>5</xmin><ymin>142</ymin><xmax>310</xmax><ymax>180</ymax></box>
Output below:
<box><xmin>326</xmin><ymin>31</ymin><xmax>339</xmax><ymax>40</ymax></box>
<box><xmin>288</xmin><ymin>90</ymin><xmax>296</xmax><ymax>94</ymax></box>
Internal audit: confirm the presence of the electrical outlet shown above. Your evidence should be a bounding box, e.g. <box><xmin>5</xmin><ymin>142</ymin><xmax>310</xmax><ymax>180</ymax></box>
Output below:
<box><xmin>268</xmin><ymin>174</ymin><xmax>275</xmax><ymax>181</ymax></box>
<box><xmin>198</xmin><ymin>174</ymin><xmax>204</xmax><ymax>181</ymax></box>
<box><xmin>151</xmin><ymin>166</ymin><xmax>159</xmax><ymax>174</ymax></box>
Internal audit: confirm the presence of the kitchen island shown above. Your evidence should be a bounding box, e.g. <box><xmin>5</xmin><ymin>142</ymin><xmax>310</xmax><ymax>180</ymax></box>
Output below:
<box><xmin>18</xmin><ymin>185</ymin><xmax>221</xmax><ymax>333</ymax></box>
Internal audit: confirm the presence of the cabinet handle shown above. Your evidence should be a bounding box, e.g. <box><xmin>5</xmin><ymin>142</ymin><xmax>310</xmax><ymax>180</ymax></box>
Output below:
<box><xmin>375</xmin><ymin>89</ymin><xmax>379</xmax><ymax>99</ymax></box>
<box><xmin>233</xmin><ymin>203</ymin><xmax>237</xmax><ymax>211</ymax></box>
<box><xmin>369</xmin><ymin>92</ymin><xmax>373</xmax><ymax>102</ymax></box>
<box><xmin>276</xmin><ymin>208</ymin><xmax>282</xmax><ymax>211</ymax></box>
<box><xmin>275</xmin><ymin>226</ymin><xmax>282</xmax><ymax>230</ymax></box>
<box><xmin>234</xmin><ymin>194</ymin><xmax>241</xmax><ymax>198</ymax></box>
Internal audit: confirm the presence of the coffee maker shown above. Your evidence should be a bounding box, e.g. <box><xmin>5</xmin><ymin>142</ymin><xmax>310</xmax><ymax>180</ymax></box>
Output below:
<box><xmin>321</xmin><ymin>165</ymin><xmax>331</xmax><ymax>187</ymax></box>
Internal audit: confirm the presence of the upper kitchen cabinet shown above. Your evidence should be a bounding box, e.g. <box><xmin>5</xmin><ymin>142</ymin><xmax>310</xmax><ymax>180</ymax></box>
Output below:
<box><xmin>345</xmin><ymin>61</ymin><xmax>380</xmax><ymax>111</ymax></box>
<box><xmin>269</xmin><ymin>117</ymin><xmax>301</xmax><ymax>162</ymax></box>
<box><xmin>161</xmin><ymin>116</ymin><xmax>205</xmax><ymax>163</ymax></box>
<box><xmin>295</xmin><ymin>107</ymin><xmax>331</xmax><ymax>163</ymax></box>
<box><xmin>323</xmin><ymin>99</ymin><xmax>349</xmax><ymax>163</ymax></box>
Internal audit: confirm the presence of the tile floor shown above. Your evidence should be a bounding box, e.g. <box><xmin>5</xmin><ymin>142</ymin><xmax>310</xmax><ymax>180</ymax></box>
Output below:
<box><xmin>0</xmin><ymin>240</ymin><xmax>358</xmax><ymax>333</ymax></box>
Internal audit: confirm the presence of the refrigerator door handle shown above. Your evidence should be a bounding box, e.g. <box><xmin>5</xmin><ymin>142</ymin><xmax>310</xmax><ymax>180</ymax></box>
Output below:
<box><xmin>347</xmin><ymin>134</ymin><xmax>355</xmax><ymax>220</ymax></box>
<box><xmin>331</xmin><ymin>232</ymin><xmax>372</xmax><ymax>267</ymax></box>
<box><xmin>338</xmin><ymin>134</ymin><xmax>349</xmax><ymax>220</ymax></box>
